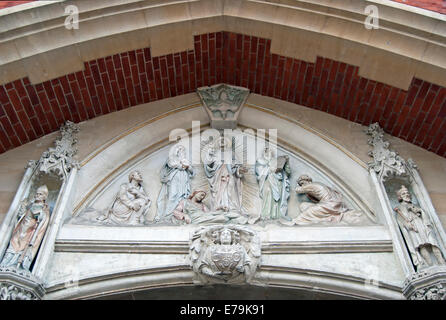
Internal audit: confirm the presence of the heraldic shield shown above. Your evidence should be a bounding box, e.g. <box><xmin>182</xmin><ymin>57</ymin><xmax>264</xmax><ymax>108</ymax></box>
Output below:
<box><xmin>189</xmin><ymin>225</ymin><xmax>261</xmax><ymax>284</ymax></box>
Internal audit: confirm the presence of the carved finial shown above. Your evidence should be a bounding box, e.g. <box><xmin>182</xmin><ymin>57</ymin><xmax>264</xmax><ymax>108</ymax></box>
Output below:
<box><xmin>34</xmin><ymin>121</ymin><xmax>80</xmax><ymax>179</ymax></box>
<box><xmin>365</xmin><ymin>122</ymin><xmax>410</xmax><ymax>181</ymax></box>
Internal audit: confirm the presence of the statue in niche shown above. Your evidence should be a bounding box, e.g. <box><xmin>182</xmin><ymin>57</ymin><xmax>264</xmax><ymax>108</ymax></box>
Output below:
<box><xmin>190</xmin><ymin>225</ymin><xmax>261</xmax><ymax>284</ymax></box>
<box><xmin>97</xmin><ymin>170</ymin><xmax>151</xmax><ymax>225</ymax></box>
<box><xmin>172</xmin><ymin>190</ymin><xmax>248</xmax><ymax>225</ymax></box>
<box><xmin>0</xmin><ymin>185</ymin><xmax>50</xmax><ymax>271</ymax></box>
<box><xmin>156</xmin><ymin>144</ymin><xmax>194</xmax><ymax>221</ymax></box>
<box><xmin>203</xmin><ymin>137</ymin><xmax>246</xmax><ymax>213</ymax></box>
<box><xmin>255</xmin><ymin>147</ymin><xmax>291</xmax><ymax>221</ymax></box>
<box><xmin>289</xmin><ymin>174</ymin><xmax>365</xmax><ymax>225</ymax></box>
<box><xmin>394</xmin><ymin>185</ymin><xmax>445</xmax><ymax>270</ymax></box>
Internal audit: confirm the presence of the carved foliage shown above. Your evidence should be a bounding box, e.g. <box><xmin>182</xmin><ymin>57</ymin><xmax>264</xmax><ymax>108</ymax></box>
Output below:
<box><xmin>28</xmin><ymin>121</ymin><xmax>79</xmax><ymax>179</ymax></box>
<box><xmin>0</xmin><ymin>267</ymin><xmax>42</xmax><ymax>300</ymax></box>
<box><xmin>365</xmin><ymin>123</ymin><xmax>415</xmax><ymax>181</ymax></box>
<box><xmin>0</xmin><ymin>283</ymin><xmax>38</xmax><ymax>300</ymax></box>
<box><xmin>410</xmin><ymin>284</ymin><xmax>446</xmax><ymax>300</ymax></box>
<box><xmin>197</xmin><ymin>84</ymin><xmax>249</xmax><ymax>129</ymax></box>
<box><xmin>190</xmin><ymin>225</ymin><xmax>261</xmax><ymax>284</ymax></box>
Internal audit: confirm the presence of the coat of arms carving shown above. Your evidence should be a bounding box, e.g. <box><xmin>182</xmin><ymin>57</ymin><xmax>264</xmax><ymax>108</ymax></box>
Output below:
<box><xmin>189</xmin><ymin>225</ymin><xmax>261</xmax><ymax>284</ymax></box>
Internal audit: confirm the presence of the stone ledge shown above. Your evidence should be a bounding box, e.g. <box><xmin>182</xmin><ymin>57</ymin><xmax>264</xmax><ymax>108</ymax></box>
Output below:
<box><xmin>0</xmin><ymin>0</ymin><xmax>445</xmax><ymax>88</ymax></box>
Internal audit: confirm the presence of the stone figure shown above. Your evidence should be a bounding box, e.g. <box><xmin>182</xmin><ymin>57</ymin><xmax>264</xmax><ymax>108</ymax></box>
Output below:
<box><xmin>290</xmin><ymin>174</ymin><xmax>365</xmax><ymax>225</ymax></box>
<box><xmin>255</xmin><ymin>147</ymin><xmax>291</xmax><ymax>221</ymax></box>
<box><xmin>172</xmin><ymin>190</ymin><xmax>248</xmax><ymax>225</ymax></box>
<box><xmin>0</xmin><ymin>186</ymin><xmax>50</xmax><ymax>271</ymax></box>
<box><xmin>97</xmin><ymin>171</ymin><xmax>151</xmax><ymax>225</ymax></box>
<box><xmin>394</xmin><ymin>185</ymin><xmax>445</xmax><ymax>270</ymax></box>
<box><xmin>190</xmin><ymin>225</ymin><xmax>261</xmax><ymax>284</ymax></box>
<box><xmin>157</xmin><ymin>144</ymin><xmax>195</xmax><ymax>221</ymax></box>
<box><xmin>203</xmin><ymin>138</ymin><xmax>246</xmax><ymax>213</ymax></box>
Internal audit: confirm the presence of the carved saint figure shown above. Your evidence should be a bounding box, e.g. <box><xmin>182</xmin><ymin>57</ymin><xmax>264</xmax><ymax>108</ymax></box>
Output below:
<box><xmin>203</xmin><ymin>139</ymin><xmax>245</xmax><ymax>213</ymax></box>
<box><xmin>157</xmin><ymin>144</ymin><xmax>194</xmax><ymax>220</ymax></box>
<box><xmin>190</xmin><ymin>226</ymin><xmax>260</xmax><ymax>284</ymax></box>
<box><xmin>394</xmin><ymin>185</ymin><xmax>445</xmax><ymax>269</ymax></box>
<box><xmin>255</xmin><ymin>147</ymin><xmax>291</xmax><ymax>220</ymax></box>
<box><xmin>0</xmin><ymin>185</ymin><xmax>50</xmax><ymax>271</ymax></box>
<box><xmin>291</xmin><ymin>174</ymin><xmax>364</xmax><ymax>225</ymax></box>
<box><xmin>97</xmin><ymin>170</ymin><xmax>151</xmax><ymax>225</ymax></box>
<box><xmin>172</xmin><ymin>190</ymin><xmax>248</xmax><ymax>225</ymax></box>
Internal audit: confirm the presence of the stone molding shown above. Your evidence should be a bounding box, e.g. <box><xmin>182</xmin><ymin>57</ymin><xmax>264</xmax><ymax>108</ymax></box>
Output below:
<box><xmin>0</xmin><ymin>0</ymin><xmax>445</xmax><ymax>88</ymax></box>
<box><xmin>54</xmin><ymin>239</ymin><xmax>393</xmax><ymax>254</ymax></box>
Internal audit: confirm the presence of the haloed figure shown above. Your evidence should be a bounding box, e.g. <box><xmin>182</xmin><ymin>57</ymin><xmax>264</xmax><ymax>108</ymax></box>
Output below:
<box><xmin>157</xmin><ymin>144</ymin><xmax>194</xmax><ymax>221</ymax></box>
<box><xmin>255</xmin><ymin>147</ymin><xmax>291</xmax><ymax>221</ymax></box>
<box><xmin>0</xmin><ymin>185</ymin><xmax>50</xmax><ymax>271</ymax></box>
<box><xmin>394</xmin><ymin>185</ymin><xmax>446</xmax><ymax>269</ymax></box>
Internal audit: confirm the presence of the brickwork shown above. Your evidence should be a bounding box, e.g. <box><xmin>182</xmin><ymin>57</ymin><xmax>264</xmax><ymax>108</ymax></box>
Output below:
<box><xmin>392</xmin><ymin>0</ymin><xmax>446</xmax><ymax>14</ymax></box>
<box><xmin>0</xmin><ymin>32</ymin><xmax>445</xmax><ymax>157</ymax></box>
<box><xmin>0</xmin><ymin>1</ymin><xmax>34</xmax><ymax>10</ymax></box>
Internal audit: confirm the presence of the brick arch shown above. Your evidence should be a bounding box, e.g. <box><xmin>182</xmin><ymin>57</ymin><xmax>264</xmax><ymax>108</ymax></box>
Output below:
<box><xmin>0</xmin><ymin>31</ymin><xmax>445</xmax><ymax>157</ymax></box>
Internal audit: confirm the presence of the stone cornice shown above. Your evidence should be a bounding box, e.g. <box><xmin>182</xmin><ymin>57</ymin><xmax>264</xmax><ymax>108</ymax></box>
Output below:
<box><xmin>0</xmin><ymin>0</ymin><xmax>445</xmax><ymax>88</ymax></box>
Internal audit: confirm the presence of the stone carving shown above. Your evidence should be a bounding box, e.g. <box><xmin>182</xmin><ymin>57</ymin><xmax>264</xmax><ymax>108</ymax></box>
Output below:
<box><xmin>287</xmin><ymin>175</ymin><xmax>366</xmax><ymax>226</ymax></box>
<box><xmin>27</xmin><ymin>121</ymin><xmax>79</xmax><ymax>179</ymax></box>
<box><xmin>403</xmin><ymin>266</ymin><xmax>446</xmax><ymax>300</ymax></box>
<box><xmin>394</xmin><ymin>185</ymin><xmax>445</xmax><ymax>270</ymax></box>
<box><xmin>0</xmin><ymin>283</ymin><xmax>38</xmax><ymax>300</ymax></box>
<box><xmin>157</xmin><ymin>144</ymin><xmax>195</xmax><ymax>221</ymax></box>
<box><xmin>0</xmin><ymin>267</ymin><xmax>45</xmax><ymax>300</ymax></box>
<box><xmin>255</xmin><ymin>147</ymin><xmax>291</xmax><ymax>221</ymax></box>
<box><xmin>203</xmin><ymin>137</ymin><xmax>246</xmax><ymax>214</ymax></box>
<box><xmin>0</xmin><ymin>186</ymin><xmax>50</xmax><ymax>272</ymax></box>
<box><xmin>190</xmin><ymin>225</ymin><xmax>261</xmax><ymax>284</ymax></box>
<box><xmin>197</xmin><ymin>84</ymin><xmax>249</xmax><ymax>129</ymax></box>
<box><xmin>172</xmin><ymin>190</ymin><xmax>248</xmax><ymax>225</ymax></box>
<box><xmin>97</xmin><ymin>171</ymin><xmax>151</xmax><ymax>225</ymax></box>
<box><xmin>410</xmin><ymin>284</ymin><xmax>446</xmax><ymax>300</ymax></box>
<box><xmin>365</xmin><ymin>122</ymin><xmax>415</xmax><ymax>181</ymax></box>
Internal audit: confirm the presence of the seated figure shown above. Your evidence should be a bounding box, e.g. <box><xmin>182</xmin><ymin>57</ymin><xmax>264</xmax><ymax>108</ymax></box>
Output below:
<box><xmin>97</xmin><ymin>170</ymin><xmax>151</xmax><ymax>225</ymax></box>
<box><xmin>0</xmin><ymin>185</ymin><xmax>50</xmax><ymax>271</ymax></box>
<box><xmin>292</xmin><ymin>174</ymin><xmax>365</xmax><ymax>225</ymax></box>
<box><xmin>172</xmin><ymin>190</ymin><xmax>248</xmax><ymax>225</ymax></box>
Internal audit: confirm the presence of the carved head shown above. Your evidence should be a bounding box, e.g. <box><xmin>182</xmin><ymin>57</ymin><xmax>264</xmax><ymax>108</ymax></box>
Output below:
<box><xmin>263</xmin><ymin>146</ymin><xmax>275</xmax><ymax>160</ymax></box>
<box><xmin>219</xmin><ymin>90</ymin><xmax>228</xmax><ymax>102</ymax></box>
<box><xmin>35</xmin><ymin>185</ymin><xmax>49</xmax><ymax>202</ymax></box>
<box><xmin>129</xmin><ymin>170</ymin><xmax>143</xmax><ymax>183</ymax></box>
<box><xmin>297</xmin><ymin>174</ymin><xmax>312</xmax><ymax>186</ymax></box>
<box><xmin>220</xmin><ymin>228</ymin><xmax>233</xmax><ymax>245</ymax></box>
<box><xmin>189</xmin><ymin>190</ymin><xmax>206</xmax><ymax>202</ymax></box>
<box><xmin>397</xmin><ymin>185</ymin><xmax>412</xmax><ymax>203</ymax></box>
<box><xmin>175</xmin><ymin>145</ymin><xmax>186</xmax><ymax>158</ymax></box>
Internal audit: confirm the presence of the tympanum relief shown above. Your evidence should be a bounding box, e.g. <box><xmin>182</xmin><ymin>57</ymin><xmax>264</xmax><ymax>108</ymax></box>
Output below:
<box><xmin>96</xmin><ymin>171</ymin><xmax>151</xmax><ymax>226</ymax></box>
<box><xmin>0</xmin><ymin>186</ymin><xmax>50</xmax><ymax>272</ymax></box>
<box><xmin>284</xmin><ymin>175</ymin><xmax>369</xmax><ymax>226</ymax></box>
<box><xmin>72</xmin><ymin>132</ymin><xmax>374</xmax><ymax>227</ymax></box>
<box><xmin>156</xmin><ymin>144</ymin><xmax>194</xmax><ymax>222</ymax></box>
<box><xmin>255</xmin><ymin>147</ymin><xmax>291</xmax><ymax>222</ymax></box>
